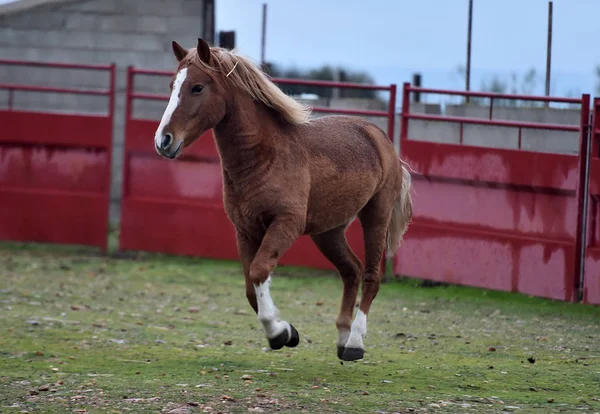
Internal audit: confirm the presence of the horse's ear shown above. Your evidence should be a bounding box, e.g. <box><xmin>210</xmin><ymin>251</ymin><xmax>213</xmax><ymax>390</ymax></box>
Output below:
<box><xmin>197</xmin><ymin>38</ymin><xmax>211</xmax><ymax>65</ymax></box>
<box><xmin>172</xmin><ymin>41</ymin><xmax>188</xmax><ymax>62</ymax></box>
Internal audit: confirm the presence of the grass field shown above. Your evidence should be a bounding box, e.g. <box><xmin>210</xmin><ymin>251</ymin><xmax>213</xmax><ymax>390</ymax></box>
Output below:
<box><xmin>1</xmin><ymin>242</ymin><xmax>599</xmax><ymax>413</ymax></box>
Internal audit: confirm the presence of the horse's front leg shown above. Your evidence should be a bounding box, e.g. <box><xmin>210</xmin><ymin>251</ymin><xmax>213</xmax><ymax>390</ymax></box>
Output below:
<box><xmin>249</xmin><ymin>215</ymin><xmax>303</xmax><ymax>350</ymax></box>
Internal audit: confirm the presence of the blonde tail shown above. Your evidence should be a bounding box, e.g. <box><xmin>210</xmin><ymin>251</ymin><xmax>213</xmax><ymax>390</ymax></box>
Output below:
<box><xmin>386</xmin><ymin>163</ymin><xmax>413</xmax><ymax>256</ymax></box>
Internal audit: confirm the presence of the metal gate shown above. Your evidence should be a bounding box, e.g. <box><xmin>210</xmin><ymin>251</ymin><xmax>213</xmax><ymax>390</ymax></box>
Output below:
<box><xmin>582</xmin><ymin>98</ymin><xmax>600</xmax><ymax>304</ymax></box>
<box><xmin>394</xmin><ymin>83</ymin><xmax>590</xmax><ymax>302</ymax></box>
<box><xmin>0</xmin><ymin>60</ymin><xmax>115</xmax><ymax>252</ymax></box>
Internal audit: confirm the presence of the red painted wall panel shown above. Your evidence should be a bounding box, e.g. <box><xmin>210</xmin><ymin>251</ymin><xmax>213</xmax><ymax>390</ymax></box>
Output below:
<box><xmin>0</xmin><ymin>146</ymin><xmax>108</xmax><ymax>193</ymax></box>
<box><xmin>126</xmin><ymin>120</ymin><xmax>218</xmax><ymax>160</ymax></box>
<box><xmin>127</xmin><ymin>156</ymin><xmax>224</xmax><ymax>201</ymax></box>
<box><xmin>410</xmin><ymin>176</ymin><xmax>577</xmax><ymax>241</ymax></box>
<box><xmin>583</xmin><ymin>99</ymin><xmax>600</xmax><ymax>304</ymax></box>
<box><xmin>394</xmin><ymin>176</ymin><xmax>577</xmax><ymax>301</ymax></box>
<box><xmin>0</xmin><ymin>190</ymin><xmax>107</xmax><ymax>247</ymax></box>
<box><xmin>583</xmin><ymin>250</ymin><xmax>600</xmax><ymax>305</ymax></box>
<box><xmin>0</xmin><ymin>111</ymin><xmax>111</xmax><ymax>149</ymax></box>
<box><xmin>0</xmin><ymin>61</ymin><xmax>114</xmax><ymax>251</ymax></box>
<box><xmin>394</xmin><ymin>85</ymin><xmax>587</xmax><ymax>303</ymax></box>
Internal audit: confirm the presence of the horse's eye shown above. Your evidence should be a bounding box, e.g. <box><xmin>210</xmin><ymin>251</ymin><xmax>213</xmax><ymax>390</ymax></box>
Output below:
<box><xmin>191</xmin><ymin>85</ymin><xmax>204</xmax><ymax>94</ymax></box>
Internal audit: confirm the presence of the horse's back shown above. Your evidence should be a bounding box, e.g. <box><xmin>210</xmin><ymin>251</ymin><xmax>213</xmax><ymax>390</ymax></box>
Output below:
<box><xmin>299</xmin><ymin>115</ymin><xmax>399</xmax><ymax>179</ymax></box>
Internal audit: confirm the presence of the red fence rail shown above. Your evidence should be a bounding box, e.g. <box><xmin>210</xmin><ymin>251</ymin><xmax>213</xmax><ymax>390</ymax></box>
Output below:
<box><xmin>396</xmin><ymin>83</ymin><xmax>590</xmax><ymax>302</ymax></box>
<box><xmin>272</xmin><ymin>77</ymin><xmax>397</xmax><ymax>141</ymax></box>
<box><xmin>119</xmin><ymin>67</ymin><xmax>397</xmax><ymax>270</ymax></box>
<box><xmin>126</xmin><ymin>68</ymin><xmax>397</xmax><ymax>140</ymax></box>
<box><xmin>0</xmin><ymin>59</ymin><xmax>115</xmax><ymax>251</ymax></box>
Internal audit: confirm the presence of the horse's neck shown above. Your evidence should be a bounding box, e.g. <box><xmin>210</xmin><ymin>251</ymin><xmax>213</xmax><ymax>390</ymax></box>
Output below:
<box><xmin>213</xmin><ymin>100</ymin><xmax>278</xmax><ymax>183</ymax></box>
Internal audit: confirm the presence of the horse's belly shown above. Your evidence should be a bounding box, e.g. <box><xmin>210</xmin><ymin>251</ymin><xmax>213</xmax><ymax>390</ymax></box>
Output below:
<box><xmin>304</xmin><ymin>180</ymin><xmax>376</xmax><ymax>235</ymax></box>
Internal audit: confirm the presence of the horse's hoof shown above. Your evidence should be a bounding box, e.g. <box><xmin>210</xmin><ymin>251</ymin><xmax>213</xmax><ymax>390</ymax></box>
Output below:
<box><xmin>340</xmin><ymin>347</ymin><xmax>364</xmax><ymax>361</ymax></box>
<box><xmin>286</xmin><ymin>324</ymin><xmax>300</xmax><ymax>348</ymax></box>
<box><xmin>268</xmin><ymin>330</ymin><xmax>287</xmax><ymax>350</ymax></box>
<box><xmin>268</xmin><ymin>324</ymin><xmax>300</xmax><ymax>350</ymax></box>
<box><xmin>337</xmin><ymin>346</ymin><xmax>345</xmax><ymax>359</ymax></box>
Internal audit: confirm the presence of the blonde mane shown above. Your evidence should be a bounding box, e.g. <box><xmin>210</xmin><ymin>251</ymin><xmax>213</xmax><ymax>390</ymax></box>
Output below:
<box><xmin>189</xmin><ymin>47</ymin><xmax>312</xmax><ymax>125</ymax></box>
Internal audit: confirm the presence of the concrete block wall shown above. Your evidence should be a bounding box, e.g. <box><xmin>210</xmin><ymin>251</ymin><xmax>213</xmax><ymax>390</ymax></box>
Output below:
<box><xmin>405</xmin><ymin>102</ymin><xmax>582</xmax><ymax>155</ymax></box>
<box><xmin>0</xmin><ymin>0</ymin><xmax>205</xmax><ymax>224</ymax></box>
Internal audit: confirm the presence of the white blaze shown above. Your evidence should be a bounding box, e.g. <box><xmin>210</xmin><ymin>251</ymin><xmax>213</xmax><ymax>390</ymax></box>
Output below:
<box><xmin>254</xmin><ymin>275</ymin><xmax>290</xmax><ymax>339</ymax></box>
<box><xmin>154</xmin><ymin>67</ymin><xmax>188</xmax><ymax>148</ymax></box>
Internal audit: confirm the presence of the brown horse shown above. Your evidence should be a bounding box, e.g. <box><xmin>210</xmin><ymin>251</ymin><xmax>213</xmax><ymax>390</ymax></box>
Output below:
<box><xmin>154</xmin><ymin>38</ymin><xmax>413</xmax><ymax>361</ymax></box>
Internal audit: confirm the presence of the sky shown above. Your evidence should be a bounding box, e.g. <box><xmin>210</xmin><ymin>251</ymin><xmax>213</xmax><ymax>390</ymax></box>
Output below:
<box><xmin>214</xmin><ymin>0</ymin><xmax>600</xmax><ymax>98</ymax></box>
<box><xmin>1</xmin><ymin>0</ymin><xmax>598</xmax><ymax>98</ymax></box>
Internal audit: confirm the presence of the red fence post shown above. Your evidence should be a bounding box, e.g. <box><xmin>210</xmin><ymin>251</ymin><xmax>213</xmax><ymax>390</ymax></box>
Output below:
<box><xmin>589</xmin><ymin>100</ymin><xmax>599</xmax><ymax>257</ymax></box>
<box><xmin>592</xmin><ymin>98</ymin><xmax>600</xmax><ymax>159</ymax></box>
<box><xmin>400</xmin><ymin>82</ymin><xmax>411</xmax><ymax>144</ymax></box>
<box><xmin>583</xmin><ymin>98</ymin><xmax>600</xmax><ymax>304</ymax></box>
<box><xmin>574</xmin><ymin>94</ymin><xmax>591</xmax><ymax>301</ymax></box>
<box><xmin>123</xmin><ymin>65</ymin><xmax>134</xmax><ymax>202</ymax></box>
<box><xmin>570</xmin><ymin>94</ymin><xmax>590</xmax><ymax>302</ymax></box>
<box><xmin>387</xmin><ymin>84</ymin><xmax>397</xmax><ymax>143</ymax></box>
<box><xmin>101</xmin><ymin>62</ymin><xmax>117</xmax><ymax>254</ymax></box>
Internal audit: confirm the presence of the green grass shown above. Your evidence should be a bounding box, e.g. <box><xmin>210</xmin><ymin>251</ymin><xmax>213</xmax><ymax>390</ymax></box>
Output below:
<box><xmin>0</xmin><ymin>242</ymin><xmax>599</xmax><ymax>413</ymax></box>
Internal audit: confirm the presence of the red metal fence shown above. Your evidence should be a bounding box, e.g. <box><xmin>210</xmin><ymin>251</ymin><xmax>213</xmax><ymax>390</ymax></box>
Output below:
<box><xmin>0</xmin><ymin>60</ymin><xmax>115</xmax><ymax>252</ymax></box>
<box><xmin>118</xmin><ymin>66</ymin><xmax>397</xmax><ymax>270</ymax></box>
<box><xmin>582</xmin><ymin>99</ymin><xmax>600</xmax><ymax>304</ymax></box>
<box><xmin>394</xmin><ymin>83</ymin><xmax>590</xmax><ymax>302</ymax></box>
<box><xmin>3</xmin><ymin>57</ymin><xmax>600</xmax><ymax>305</ymax></box>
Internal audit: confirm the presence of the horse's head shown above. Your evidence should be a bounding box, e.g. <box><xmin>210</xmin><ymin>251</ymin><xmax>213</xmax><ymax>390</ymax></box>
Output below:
<box><xmin>154</xmin><ymin>38</ymin><xmax>312</xmax><ymax>159</ymax></box>
<box><xmin>154</xmin><ymin>38</ymin><xmax>228</xmax><ymax>159</ymax></box>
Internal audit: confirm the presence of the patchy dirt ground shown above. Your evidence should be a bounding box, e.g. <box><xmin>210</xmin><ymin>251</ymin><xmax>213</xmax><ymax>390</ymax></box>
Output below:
<box><xmin>0</xmin><ymin>242</ymin><xmax>599</xmax><ymax>413</ymax></box>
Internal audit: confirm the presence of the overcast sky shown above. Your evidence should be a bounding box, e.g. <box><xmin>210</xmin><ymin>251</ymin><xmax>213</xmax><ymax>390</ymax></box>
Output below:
<box><xmin>1</xmin><ymin>0</ymin><xmax>597</xmax><ymax>95</ymax></box>
<box><xmin>214</xmin><ymin>0</ymin><xmax>600</xmax><ymax>96</ymax></box>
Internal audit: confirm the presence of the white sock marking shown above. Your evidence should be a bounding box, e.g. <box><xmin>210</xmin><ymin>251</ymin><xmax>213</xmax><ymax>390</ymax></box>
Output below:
<box><xmin>345</xmin><ymin>310</ymin><xmax>367</xmax><ymax>349</ymax></box>
<box><xmin>337</xmin><ymin>329</ymin><xmax>351</xmax><ymax>348</ymax></box>
<box><xmin>254</xmin><ymin>275</ymin><xmax>290</xmax><ymax>339</ymax></box>
<box><xmin>154</xmin><ymin>67</ymin><xmax>188</xmax><ymax>148</ymax></box>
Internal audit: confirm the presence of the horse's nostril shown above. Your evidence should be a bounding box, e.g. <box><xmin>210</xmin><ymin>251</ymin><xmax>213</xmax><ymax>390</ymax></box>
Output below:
<box><xmin>161</xmin><ymin>133</ymin><xmax>173</xmax><ymax>150</ymax></box>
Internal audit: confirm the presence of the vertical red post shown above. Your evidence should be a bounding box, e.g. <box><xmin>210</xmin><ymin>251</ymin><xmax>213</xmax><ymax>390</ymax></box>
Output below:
<box><xmin>574</xmin><ymin>93</ymin><xmax>591</xmax><ymax>302</ymax></box>
<box><xmin>101</xmin><ymin>63</ymin><xmax>117</xmax><ymax>254</ymax></box>
<box><xmin>119</xmin><ymin>66</ymin><xmax>135</xmax><ymax>253</ymax></box>
<box><xmin>489</xmin><ymin>97</ymin><xmax>494</xmax><ymax>120</ymax></box>
<box><xmin>400</xmin><ymin>82</ymin><xmax>411</xmax><ymax>144</ymax></box>
<box><xmin>381</xmin><ymin>84</ymin><xmax>397</xmax><ymax>280</ymax></box>
<box><xmin>8</xmin><ymin>88</ymin><xmax>13</xmax><ymax>111</ymax></box>
<box><xmin>108</xmin><ymin>63</ymin><xmax>116</xmax><ymax>122</ymax></box>
<box><xmin>591</xmin><ymin>99</ymin><xmax>600</xmax><ymax>248</ymax></box>
<box><xmin>125</xmin><ymin>66</ymin><xmax>134</xmax><ymax>129</ymax></box>
<box><xmin>122</xmin><ymin>66</ymin><xmax>134</xmax><ymax>202</ymax></box>
<box><xmin>591</xmin><ymin>98</ymin><xmax>600</xmax><ymax>159</ymax></box>
<box><xmin>387</xmin><ymin>84</ymin><xmax>397</xmax><ymax>144</ymax></box>
<box><xmin>584</xmin><ymin>98</ymin><xmax>600</xmax><ymax>303</ymax></box>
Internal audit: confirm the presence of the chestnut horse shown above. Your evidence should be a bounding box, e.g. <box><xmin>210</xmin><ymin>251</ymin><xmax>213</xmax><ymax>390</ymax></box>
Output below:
<box><xmin>154</xmin><ymin>38</ymin><xmax>412</xmax><ymax>361</ymax></box>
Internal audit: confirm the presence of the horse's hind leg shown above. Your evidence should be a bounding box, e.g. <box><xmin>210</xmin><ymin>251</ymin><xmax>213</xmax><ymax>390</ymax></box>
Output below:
<box><xmin>341</xmin><ymin>189</ymin><xmax>397</xmax><ymax>361</ymax></box>
<box><xmin>235</xmin><ymin>232</ymin><xmax>260</xmax><ymax>313</ymax></box>
<box><xmin>310</xmin><ymin>225</ymin><xmax>362</xmax><ymax>359</ymax></box>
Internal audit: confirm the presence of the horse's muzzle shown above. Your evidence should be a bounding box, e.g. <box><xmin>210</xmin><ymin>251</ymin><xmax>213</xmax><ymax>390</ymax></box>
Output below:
<box><xmin>155</xmin><ymin>140</ymin><xmax>183</xmax><ymax>160</ymax></box>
